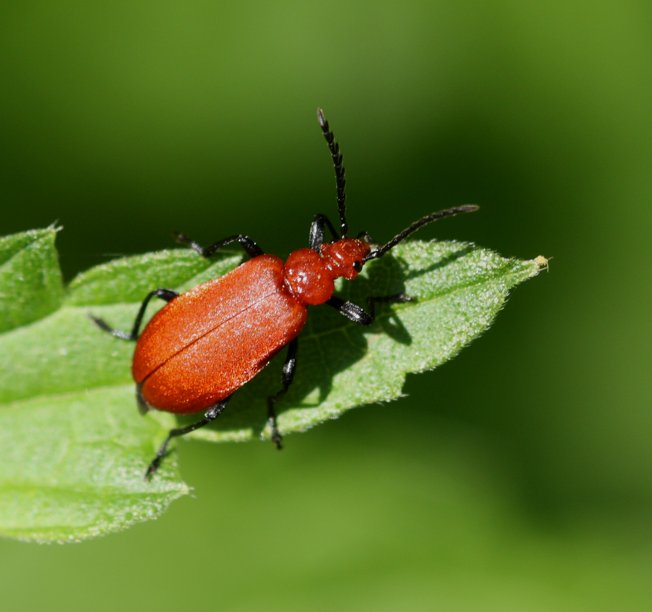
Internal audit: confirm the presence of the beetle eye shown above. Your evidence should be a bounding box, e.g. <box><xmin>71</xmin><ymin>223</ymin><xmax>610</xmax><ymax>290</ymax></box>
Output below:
<box><xmin>353</xmin><ymin>261</ymin><xmax>363</xmax><ymax>272</ymax></box>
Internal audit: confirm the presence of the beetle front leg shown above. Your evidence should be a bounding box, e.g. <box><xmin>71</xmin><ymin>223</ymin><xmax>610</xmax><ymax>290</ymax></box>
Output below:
<box><xmin>309</xmin><ymin>213</ymin><xmax>341</xmax><ymax>251</ymax></box>
<box><xmin>265</xmin><ymin>338</ymin><xmax>298</xmax><ymax>449</ymax></box>
<box><xmin>145</xmin><ymin>396</ymin><xmax>231</xmax><ymax>480</ymax></box>
<box><xmin>90</xmin><ymin>288</ymin><xmax>178</xmax><ymax>341</ymax></box>
<box><xmin>175</xmin><ymin>233</ymin><xmax>264</xmax><ymax>259</ymax></box>
<box><xmin>327</xmin><ymin>294</ymin><xmax>413</xmax><ymax>326</ymax></box>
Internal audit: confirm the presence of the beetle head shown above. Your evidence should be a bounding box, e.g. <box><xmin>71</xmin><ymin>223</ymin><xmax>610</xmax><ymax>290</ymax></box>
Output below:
<box><xmin>320</xmin><ymin>238</ymin><xmax>371</xmax><ymax>280</ymax></box>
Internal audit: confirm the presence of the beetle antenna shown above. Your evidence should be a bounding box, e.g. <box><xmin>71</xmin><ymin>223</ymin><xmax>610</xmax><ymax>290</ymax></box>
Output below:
<box><xmin>317</xmin><ymin>108</ymin><xmax>348</xmax><ymax>237</ymax></box>
<box><xmin>363</xmin><ymin>205</ymin><xmax>479</xmax><ymax>261</ymax></box>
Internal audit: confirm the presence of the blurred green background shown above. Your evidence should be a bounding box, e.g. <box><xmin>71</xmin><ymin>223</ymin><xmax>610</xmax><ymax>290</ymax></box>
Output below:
<box><xmin>1</xmin><ymin>1</ymin><xmax>651</xmax><ymax>610</ymax></box>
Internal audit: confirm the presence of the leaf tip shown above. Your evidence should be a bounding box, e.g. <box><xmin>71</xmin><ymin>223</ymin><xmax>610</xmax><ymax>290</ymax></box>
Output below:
<box><xmin>47</xmin><ymin>221</ymin><xmax>64</xmax><ymax>234</ymax></box>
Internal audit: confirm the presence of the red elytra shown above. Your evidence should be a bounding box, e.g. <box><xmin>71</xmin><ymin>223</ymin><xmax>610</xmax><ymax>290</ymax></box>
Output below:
<box><xmin>92</xmin><ymin>109</ymin><xmax>477</xmax><ymax>479</ymax></box>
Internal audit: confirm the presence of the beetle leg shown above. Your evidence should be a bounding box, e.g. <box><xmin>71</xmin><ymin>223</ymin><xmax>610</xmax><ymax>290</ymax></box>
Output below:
<box><xmin>266</xmin><ymin>338</ymin><xmax>298</xmax><ymax>449</ymax></box>
<box><xmin>136</xmin><ymin>383</ymin><xmax>149</xmax><ymax>415</ymax></box>
<box><xmin>309</xmin><ymin>214</ymin><xmax>341</xmax><ymax>251</ymax></box>
<box><xmin>90</xmin><ymin>288</ymin><xmax>178</xmax><ymax>341</ymax></box>
<box><xmin>356</xmin><ymin>230</ymin><xmax>374</xmax><ymax>243</ymax></box>
<box><xmin>174</xmin><ymin>233</ymin><xmax>263</xmax><ymax>259</ymax></box>
<box><xmin>366</xmin><ymin>294</ymin><xmax>414</xmax><ymax>317</ymax></box>
<box><xmin>327</xmin><ymin>296</ymin><xmax>372</xmax><ymax>325</ymax></box>
<box><xmin>327</xmin><ymin>294</ymin><xmax>413</xmax><ymax>326</ymax></box>
<box><xmin>145</xmin><ymin>397</ymin><xmax>231</xmax><ymax>480</ymax></box>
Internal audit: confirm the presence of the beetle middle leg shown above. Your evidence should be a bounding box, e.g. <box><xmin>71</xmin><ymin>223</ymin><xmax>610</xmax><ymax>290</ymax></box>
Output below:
<box><xmin>174</xmin><ymin>233</ymin><xmax>263</xmax><ymax>259</ymax></box>
<box><xmin>145</xmin><ymin>396</ymin><xmax>231</xmax><ymax>480</ymax></box>
<box><xmin>90</xmin><ymin>288</ymin><xmax>178</xmax><ymax>341</ymax></box>
<box><xmin>327</xmin><ymin>294</ymin><xmax>414</xmax><ymax>326</ymax></box>
<box><xmin>266</xmin><ymin>338</ymin><xmax>298</xmax><ymax>449</ymax></box>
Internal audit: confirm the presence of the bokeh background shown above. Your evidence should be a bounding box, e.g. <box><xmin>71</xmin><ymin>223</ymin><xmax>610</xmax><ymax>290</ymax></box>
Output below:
<box><xmin>1</xmin><ymin>1</ymin><xmax>651</xmax><ymax>610</ymax></box>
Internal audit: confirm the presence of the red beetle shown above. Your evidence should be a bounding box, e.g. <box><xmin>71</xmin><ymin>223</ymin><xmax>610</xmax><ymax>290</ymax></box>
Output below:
<box><xmin>93</xmin><ymin>110</ymin><xmax>477</xmax><ymax>478</ymax></box>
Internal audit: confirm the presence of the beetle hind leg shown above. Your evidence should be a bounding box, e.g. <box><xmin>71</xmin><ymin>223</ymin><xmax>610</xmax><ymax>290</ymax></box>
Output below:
<box><xmin>145</xmin><ymin>397</ymin><xmax>231</xmax><ymax>480</ymax></box>
<box><xmin>136</xmin><ymin>383</ymin><xmax>149</xmax><ymax>415</ymax></box>
<box><xmin>266</xmin><ymin>338</ymin><xmax>299</xmax><ymax>449</ymax></box>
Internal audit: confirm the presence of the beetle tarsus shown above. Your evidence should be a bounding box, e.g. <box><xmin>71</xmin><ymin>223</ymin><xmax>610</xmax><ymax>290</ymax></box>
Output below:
<box><xmin>367</xmin><ymin>293</ymin><xmax>414</xmax><ymax>318</ymax></box>
<box><xmin>144</xmin><ymin>449</ymin><xmax>170</xmax><ymax>481</ymax></box>
<box><xmin>270</xmin><ymin>420</ymin><xmax>284</xmax><ymax>450</ymax></box>
<box><xmin>89</xmin><ymin>314</ymin><xmax>134</xmax><ymax>340</ymax></box>
<box><xmin>266</xmin><ymin>405</ymin><xmax>284</xmax><ymax>450</ymax></box>
<box><xmin>136</xmin><ymin>383</ymin><xmax>149</xmax><ymax>415</ymax></box>
<box><xmin>144</xmin><ymin>398</ymin><xmax>231</xmax><ymax>480</ymax></box>
<box><xmin>90</xmin><ymin>289</ymin><xmax>178</xmax><ymax>343</ymax></box>
<box><xmin>328</xmin><ymin>293</ymin><xmax>415</xmax><ymax>326</ymax></box>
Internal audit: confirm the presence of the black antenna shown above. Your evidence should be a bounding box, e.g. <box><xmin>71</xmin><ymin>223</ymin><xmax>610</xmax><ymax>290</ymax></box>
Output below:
<box><xmin>317</xmin><ymin>108</ymin><xmax>348</xmax><ymax>237</ymax></box>
<box><xmin>364</xmin><ymin>205</ymin><xmax>479</xmax><ymax>261</ymax></box>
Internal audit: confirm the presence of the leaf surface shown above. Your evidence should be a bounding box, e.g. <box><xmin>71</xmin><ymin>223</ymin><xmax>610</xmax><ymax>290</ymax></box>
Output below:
<box><xmin>0</xmin><ymin>228</ymin><xmax>545</xmax><ymax>542</ymax></box>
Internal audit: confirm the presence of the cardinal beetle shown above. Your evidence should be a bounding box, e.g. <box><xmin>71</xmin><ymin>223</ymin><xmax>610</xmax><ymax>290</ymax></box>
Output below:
<box><xmin>92</xmin><ymin>109</ymin><xmax>478</xmax><ymax>479</ymax></box>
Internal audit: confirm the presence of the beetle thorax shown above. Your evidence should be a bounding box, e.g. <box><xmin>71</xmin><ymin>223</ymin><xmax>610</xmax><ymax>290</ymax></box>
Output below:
<box><xmin>283</xmin><ymin>238</ymin><xmax>371</xmax><ymax>306</ymax></box>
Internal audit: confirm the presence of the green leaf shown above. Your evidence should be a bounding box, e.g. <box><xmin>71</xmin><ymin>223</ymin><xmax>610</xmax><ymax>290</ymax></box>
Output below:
<box><xmin>0</xmin><ymin>228</ymin><xmax>546</xmax><ymax>543</ymax></box>
<box><xmin>0</xmin><ymin>226</ymin><xmax>64</xmax><ymax>333</ymax></box>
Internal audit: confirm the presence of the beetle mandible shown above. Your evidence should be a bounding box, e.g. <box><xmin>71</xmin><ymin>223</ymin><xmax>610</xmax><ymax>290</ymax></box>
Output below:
<box><xmin>92</xmin><ymin>109</ymin><xmax>478</xmax><ymax>479</ymax></box>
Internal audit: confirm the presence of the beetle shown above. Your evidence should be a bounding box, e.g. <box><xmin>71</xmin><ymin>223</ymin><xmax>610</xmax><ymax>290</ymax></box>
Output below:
<box><xmin>92</xmin><ymin>109</ymin><xmax>478</xmax><ymax>479</ymax></box>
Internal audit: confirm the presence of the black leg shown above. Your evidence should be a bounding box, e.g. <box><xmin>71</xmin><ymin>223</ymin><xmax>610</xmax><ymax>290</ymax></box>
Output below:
<box><xmin>145</xmin><ymin>397</ymin><xmax>231</xmax><ymax>480</ymax></box>
<box><xmin>309</xmin><ymin>213</ymin><xmax>341</xmax><ymax>250</ymax></box>
<box><xmin>366</xmin><ymin>294</ymin><xmax>414</xmax><ymax>318</ymax></box>
<box><xmin>136</xmin><ymin>383</ymin><xmax>149</xmax><ymax>415</ymax></box>
<box><xmin>327</xmin><ymin>294</ymin><xmax>414</xmax><ymax>326</ymax></box>
<box><xmin>175</xmin><ymin>232</ymin><xmax>263</xmax><ymax>259</ymax></box>
<box><xmin>266</xmin><ymin>338</ymin><xmax>298</xmax><ymax>449</ymax></box>
<box><xmin>90</xmin><ymin>288</ymin><xmax>178</xmax><ymax>341</ymax></box>
<box><xmin>327</xmin><ymin>296</ymin><xmax>372</xmax><ymax>325</ymax></box>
